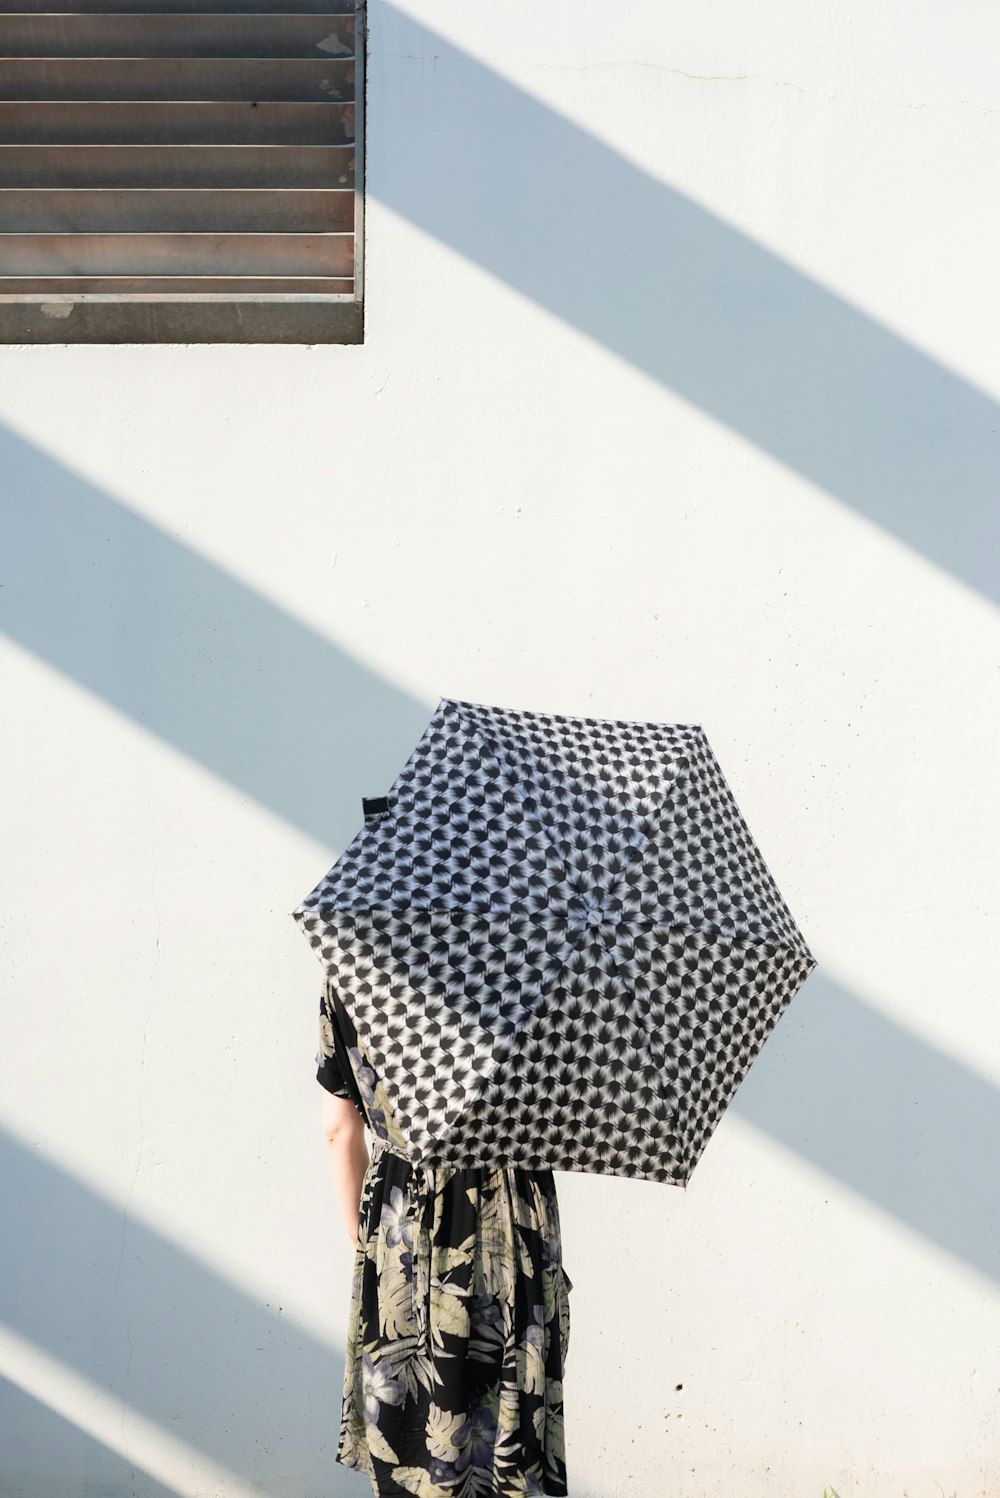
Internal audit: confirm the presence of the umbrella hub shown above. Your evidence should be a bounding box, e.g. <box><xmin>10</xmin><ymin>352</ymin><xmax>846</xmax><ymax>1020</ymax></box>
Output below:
<box><xmin>568</xmin><ymin>892</ymin><xmax>609</xmax><ymax>927</ymax></box>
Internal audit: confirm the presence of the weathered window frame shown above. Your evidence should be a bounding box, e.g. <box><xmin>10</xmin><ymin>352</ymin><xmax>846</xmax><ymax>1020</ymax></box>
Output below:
<box><xmin>0</xmin><ymin>0</ymin><xmax>365</xmax><ymax>344</ymax></box>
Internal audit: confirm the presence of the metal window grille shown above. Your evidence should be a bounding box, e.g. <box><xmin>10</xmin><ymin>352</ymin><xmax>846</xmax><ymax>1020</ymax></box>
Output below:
<box><xmin>0</xmin><ymin>0</ymin><xmax>365</xmax><ymax>342</ymax></box>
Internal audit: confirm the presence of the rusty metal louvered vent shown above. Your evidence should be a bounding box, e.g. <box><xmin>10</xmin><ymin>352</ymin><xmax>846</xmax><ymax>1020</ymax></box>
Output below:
<box><xmin>0</xmin><ymin>0</ymin><xmax>364</xmax><ymax>342</ymax></box>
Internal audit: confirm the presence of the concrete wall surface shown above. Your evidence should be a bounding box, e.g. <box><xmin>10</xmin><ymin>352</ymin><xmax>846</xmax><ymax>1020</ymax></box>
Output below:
<box><xmin>1</xmin><ymin>3</ymin><xmax>997</xmax><ymax>1496</ymax></box>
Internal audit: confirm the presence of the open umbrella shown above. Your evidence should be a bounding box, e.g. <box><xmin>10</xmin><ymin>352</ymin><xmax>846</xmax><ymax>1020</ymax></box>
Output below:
<box><xmin>292</xmin><ymin>695</ymin><xmax>817</xmax><ymax>1185</ymax></box>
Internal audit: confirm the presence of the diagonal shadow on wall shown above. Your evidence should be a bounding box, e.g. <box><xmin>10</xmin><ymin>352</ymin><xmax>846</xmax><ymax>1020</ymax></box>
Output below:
<box><xmin>0</xmin><ymin>1130</ymin><xmax>349</xmax><ymax>1496</ymax></box>
<box><xmin>0</xmin><ymin>425</ymin><xmax>432</xmax><ymax>851</ymax></box>
<box><xmin>735</xmin><ymin>977</ymin><xmax>999</xmax><ymax>1284</ymax></box>
<box><xmin>373</xmin><ymin>5</ymin><xmax>1000</xmax><ymax>607</ymax></box>
<box><xmin>1</xmin><ymin>426</ymin><xmax>996</xmax><ymax>1291</ymax></box>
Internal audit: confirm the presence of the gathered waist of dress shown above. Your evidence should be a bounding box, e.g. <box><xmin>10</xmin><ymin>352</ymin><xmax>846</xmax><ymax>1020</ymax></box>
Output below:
<box><xmin>366</xmin><ymin>1132</ymin><xmax>556</xmax><ymax>1178</ymax></box>
<box><xmin>367</xmin><ymin>1134</ymin><xmax>411</xmax><ymax>1165</ymax></box>
<box><xmin>366</xmin><ymin>1133</ymin><xmax>488</xmax><ymax>1176</ymax></box>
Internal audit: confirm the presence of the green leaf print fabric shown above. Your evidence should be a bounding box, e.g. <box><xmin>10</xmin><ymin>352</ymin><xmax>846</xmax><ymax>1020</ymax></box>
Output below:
<box><xmin>316</xmin><ymin>978</ymin><xmax>574</xmax><ymax>1498</ymax></box>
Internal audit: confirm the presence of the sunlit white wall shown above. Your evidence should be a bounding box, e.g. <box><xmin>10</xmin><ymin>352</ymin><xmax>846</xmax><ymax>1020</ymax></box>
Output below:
<box><xmin>1</xmin><ymin>3</ymin><xmax>997</xmax><ymax>1496</ymax></box>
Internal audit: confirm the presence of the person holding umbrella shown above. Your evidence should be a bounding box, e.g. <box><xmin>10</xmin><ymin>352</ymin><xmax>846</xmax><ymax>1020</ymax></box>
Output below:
<box><xmin>298</xmin><ymin>695</ymin><xmax>815</xmax><ymax>1498</ymax></box>
<box><xmin>315</xmin><ymin>970</ymin><xmax>574</xmax><ymax>1498</ymax></box>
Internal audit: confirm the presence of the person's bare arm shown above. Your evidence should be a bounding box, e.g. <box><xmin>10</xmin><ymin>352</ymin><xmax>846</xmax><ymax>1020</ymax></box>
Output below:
<box><xmin>322</xmin><ymin>1092</ymin><xmax>369</xmax><ymax>1247</ymax></box>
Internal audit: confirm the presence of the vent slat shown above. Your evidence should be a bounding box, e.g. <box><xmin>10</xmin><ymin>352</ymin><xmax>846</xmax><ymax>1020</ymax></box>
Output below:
<box><xmin>0</xmin><ymin>58</ymin><xmax>355</xmax><ymax>100</ymax></box>
<box><xmin>0</xmin><ymin>144</ymin><xmax>354</xmax><ymax>185</ymax></box>
<box><xmin>0</xmin><ymin>100</ymin><xmax>354</xmax><ymax>143</ymax></box>
<box><xmin>0</xmin><ymin>185</ymin><xmax>354</xmax><ymax>230</ymax></box>
<box><xmin>0</xmin><ymin>0</ymin><xmax>354</xmax><ymax>13</ymax></box>
<box><xmin>0</xmin><ymin>230</ymin><xmax>354</xmax><ymax>275</ymax></box>
<box><xmin>0</xmin><ymin>14</ymin><xmax>355</xmax><ymax>56</ymax></box>
<box><xmin>0</xmin><ymin>275</ymin><xmax>353</xmax><ymax>291</ymax></box>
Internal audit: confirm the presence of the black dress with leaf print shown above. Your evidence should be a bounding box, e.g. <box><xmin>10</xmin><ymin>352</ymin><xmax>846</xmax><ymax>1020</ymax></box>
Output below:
<box><xmin>315</xmin><ymin>976</ymin><xmax>574</xmax><ymax>1498</ymax></box>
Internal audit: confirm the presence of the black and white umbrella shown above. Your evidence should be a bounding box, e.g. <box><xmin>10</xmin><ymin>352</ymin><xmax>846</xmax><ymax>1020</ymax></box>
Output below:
<box><xmin>292</xmin><ymin>696</ymin><xmax>817</xmax><ymax>1185</ymax></box>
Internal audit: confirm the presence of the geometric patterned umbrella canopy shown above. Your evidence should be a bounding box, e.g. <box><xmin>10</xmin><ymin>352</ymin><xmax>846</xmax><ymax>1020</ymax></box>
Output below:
<box><xmin>292</xmin><ymin>696</ymin><xmax>817</xmax><ymax>1186</ymax></box>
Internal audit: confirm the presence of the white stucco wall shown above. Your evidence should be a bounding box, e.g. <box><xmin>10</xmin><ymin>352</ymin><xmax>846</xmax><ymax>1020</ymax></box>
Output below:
<box><xmin>1</xmin><ymin>3</ymin><xmax>998</xmax><ymax>1496</ymax></box>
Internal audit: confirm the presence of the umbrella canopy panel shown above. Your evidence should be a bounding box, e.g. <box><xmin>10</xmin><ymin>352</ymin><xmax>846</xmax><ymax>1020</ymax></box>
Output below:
<box><xmin>293</xmin><ymin>696</ymin><xmax>816</xmax><ymax>1184</ymax></box>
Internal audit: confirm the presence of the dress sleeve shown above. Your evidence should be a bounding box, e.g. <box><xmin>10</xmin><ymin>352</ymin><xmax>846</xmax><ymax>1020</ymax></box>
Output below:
<box><xmin>315</xmin><ymin>978</ymin><xmax>352</xmax><ymax>1098</ymax></box>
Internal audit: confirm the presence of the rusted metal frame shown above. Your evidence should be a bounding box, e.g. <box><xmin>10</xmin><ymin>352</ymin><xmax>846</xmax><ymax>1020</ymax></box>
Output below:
<box><xmin>352</xmin><ymin>0</ymin><xmax>364</xmax><ymax>318</ymax></box>
<box><xmin>0</xmin><ymin>293</ymin><xmax>363</xmax><ymax>342</ymax></box>
<box><xmin>0</xmin><ymin>3</ymin><xmax>366</xmax><ymax>343</ymax></box>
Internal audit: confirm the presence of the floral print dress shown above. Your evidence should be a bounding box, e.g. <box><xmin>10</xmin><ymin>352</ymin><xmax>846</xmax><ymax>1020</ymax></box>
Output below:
<box><xmin>315</xmin><ymin>976</ymin><xmax>574</xmax><ymax>1498</ymax></box>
